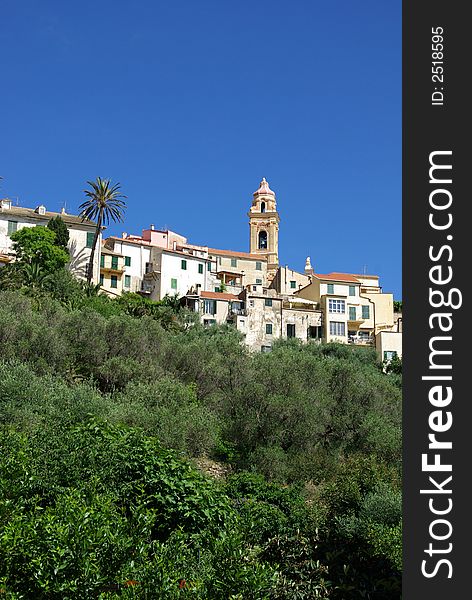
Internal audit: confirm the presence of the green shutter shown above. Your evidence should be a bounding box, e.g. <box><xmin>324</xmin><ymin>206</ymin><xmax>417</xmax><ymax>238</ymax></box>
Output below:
<box><xmin>171</xmin><ymin>278</ymin><xmax>177</xmax><ymax>290</ymax></box>
<box><xmin>124</xmin><ymin>256</ymin><xmax>131</xmax><ymax>267</ymax></box>
<box><xmin>124</xmin><ymin>275</ymin><xmax>131</xmax><ymax>287</ymax></box>
<box><xmin>181</xmin><ymin>260</ymin><xmax>187</xmax><ymax>270</ymax></box>
<box><xmin>111</xmin><ymin>276</ymin><xmax>118</xmax><ymax>289</ymax></box>
<box><xmin>327</xmin><ymin>283</ymin><xmax>334</xmax><ymax>294</ymax></box>
<box><xmin>362</xmin><ymin>305</ymin><xmax>370</xmax><ymax>319</ymax></box>
<box><xmin>198</xmin><ymin>264</ymin><xmax>203</xmax><ymax>274</ymax></box>
<box><xmin>86</xmin><ymin>232</ymin><xmax>94</xmax><ymax>248</ymax></box>
<box><xmin>111</xmin><ymin>256</ymin><xmax>118</xmax><ymax>269</ymax></box>
<box><xmin>100</xmin><ymin>255</ymin><xmax>105</xmax><ymax>267</ymax></box>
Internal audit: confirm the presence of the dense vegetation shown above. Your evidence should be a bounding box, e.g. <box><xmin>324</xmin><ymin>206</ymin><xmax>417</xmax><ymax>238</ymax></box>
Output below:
<box><xmin>0</xmin><ymin>260</ymin><xmax>402</xmax><ymax>598</ymax></box>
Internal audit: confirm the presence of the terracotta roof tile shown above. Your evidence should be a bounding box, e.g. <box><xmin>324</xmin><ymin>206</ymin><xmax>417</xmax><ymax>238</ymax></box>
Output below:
<box><xmin>208</xmin><ymin>248</ymin><xmax>267</xmax><ymax>261</ymax></box>
<box><xmin>200</xmin><ymin>291</ymin><xmax>240</xmax><ymax>301</ymax></box>
<box><xmin>315</xmin><ymin>272</ymin><xmax>361</xmax><ymax>283</ymax></box>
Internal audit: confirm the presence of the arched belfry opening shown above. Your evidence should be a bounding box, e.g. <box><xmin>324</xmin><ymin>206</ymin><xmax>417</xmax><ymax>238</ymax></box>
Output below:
<box><xmin>258</xmin><ymin>230</ymin><xmax>268</xmax><ymax>249</ymax></box>
<box><xmin>260</xmin><ymin>201</ymin><xmax>266</xmax><ymax>213</ymax></box>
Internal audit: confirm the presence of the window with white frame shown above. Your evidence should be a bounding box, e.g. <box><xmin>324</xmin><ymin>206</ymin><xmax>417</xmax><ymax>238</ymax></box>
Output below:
<box><xmin>203</xmin><ymin>299</ymin><xmax>216</xmax><ymax>315</ymax></box>
<box><xmin>328</xmin><ymin>299</ymin><xmax>345</xmax><ymax>313</ymax></box>
<box><xmin>329</xmin><ymin>321</ymin><xmax>345</xmax><ymax>337</ymax></box>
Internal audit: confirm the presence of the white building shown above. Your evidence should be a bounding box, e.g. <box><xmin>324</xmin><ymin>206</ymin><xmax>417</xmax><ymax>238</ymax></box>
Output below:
<box><xmin>0</xmin><ymin>198</ymin><xmax>100</xmax><ymax>282</ymax></box>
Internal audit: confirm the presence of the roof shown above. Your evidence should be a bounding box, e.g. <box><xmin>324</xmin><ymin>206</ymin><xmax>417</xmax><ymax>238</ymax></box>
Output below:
<box><xmin>314</xmin><ymin>272</ymin><xmax>361</xmax><ymax>283</ymax></box>
<box><xmin>107</xmin><ymin>235</ymin><xmax>151</xmax><ymax>246</ymax></box>
<box><xmin>352</xmin><ymin>273</ymin><xmax>379</xmax><ymax>280</ymax></box>
<box><xmin>208</xmin><ymin>248</ymin><xmax>267</xmax><ymax>261</ymax></box>
<box><xmin>200</xmin><ymin>291</ymin><xmax>240</xmax><ymax>301</ymax></box>
<box><xmin>253</xmin><ymin>177</ymin><xmax>275</xmax><ymax>197</ymax></box>
<box><xmin>0</xmin><ymin>206</ymin><xmax>96</xmax><ymax>227</ymax></box>
<box><xmin>101</xmin><ymin>246</ymin><xmax>124</xmax><ymax>257</ymax></box>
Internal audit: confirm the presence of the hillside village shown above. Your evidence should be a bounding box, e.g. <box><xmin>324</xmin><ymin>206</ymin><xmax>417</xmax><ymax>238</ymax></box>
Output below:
<box><xmin>0</xmin><ymin>178</ymin><xmax>402</xmax><ymax>360</ymax></box>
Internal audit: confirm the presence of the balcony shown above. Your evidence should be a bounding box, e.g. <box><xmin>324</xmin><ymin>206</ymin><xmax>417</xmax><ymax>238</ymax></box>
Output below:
<box><xmin>230</xmin><ymin>308</ymin><xmax>248</xmax><ymax>316</ymax></box>
<box><xmin>348</xmin><ymin>336</ymin><xmax>374</xmax><ymax>346</ymax></box>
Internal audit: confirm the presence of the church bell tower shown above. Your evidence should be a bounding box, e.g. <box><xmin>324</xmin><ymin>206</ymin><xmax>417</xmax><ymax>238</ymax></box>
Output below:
<box><xmin>248</xmin><ymin>177</ymin><xmax>280</xmax><ymax>281</ymax></box>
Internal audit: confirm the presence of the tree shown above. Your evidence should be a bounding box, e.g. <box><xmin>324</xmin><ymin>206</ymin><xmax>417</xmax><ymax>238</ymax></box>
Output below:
<box><xmin>10</xmin><ymin>226</ymin><xmax>69</xmax><ymax>273</ymax></box>
<box><xmin>79</xmin><ymin>178</ymin><xmax>127</xmax><ymax>284</ymax></box>
<box><xmin>47</xmin><ymin>215</ymin><xmax>70</xmax><ymax>250</ymax></box>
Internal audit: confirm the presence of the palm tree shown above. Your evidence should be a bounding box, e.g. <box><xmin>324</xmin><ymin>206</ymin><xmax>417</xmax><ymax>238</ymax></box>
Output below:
<box><xmin>79</xmin><ymin>177</ymin><xmax>127</xmax><ymax>284</ymax></box>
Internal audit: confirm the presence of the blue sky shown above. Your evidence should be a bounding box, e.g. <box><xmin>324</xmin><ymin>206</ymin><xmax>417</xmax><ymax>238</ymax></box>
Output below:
<box><xmin>1</xmin><ymin>0</ymin><xmax>401</xmax><ymax>297</ymax></box>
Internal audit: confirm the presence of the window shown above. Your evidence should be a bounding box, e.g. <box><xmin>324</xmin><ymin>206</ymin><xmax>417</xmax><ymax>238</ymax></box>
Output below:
<box><xmin>100</xmin><ymin>255</ymin><xmax>105</xmax><ymax>268</ymax></box>
<box><xmin>287</xmin><ymin>323</ymin><xmax>296</xmax><ymax>338</ymax></box>
<box><xmin>384</xmin><ymin>350</ymin><xmax>398</xmax><ymax>361</ymax></box>
<box><xmin>290</xmin><ymin>280</ymin><xmax>297</xmax><ymax>289</ymax></box>
<box><xmin>261</xmin><ymin>201</ymin><xmax>266</xmax><ymax>213</ymax></box>
<box><xmin>181</xmin><ymin>259</ymin><xmax>187</xmax><ymax>270</ymax></box>
<box><xmin>86</xmin><ymin>232</ymin><xmax>94</xmax><ymax>248</ymax></box>
<box><xmin>349</xmin><ymin>285</ymin><xmax>356</xmax><ymax>296</ymax></box>
<box><xmin>349</xmin><ymin>306</ymin><xmax>357</xmax><ymax>320</ymax></box>
<box><xmin>214</xmin><ymin>287</ymin><xmax>221</xmax><ymax>292</ymax></box>
<box><xmin>249</xmin><ymin>300</ymin><xmax>255</xmax><ymax>307</ymax></box>
<box><xmin>261</xmin><ymin>345</ymin><xmax>272</xmax><ymax>353</ymax></box>
<box><xmin>258</xmin><ymin>230</ymin><xmax>268</xmax><ymax>249</ymax></box>
<box><xmin>124</xmin><ymin>256</ymin><xmax>131</xmax><ymax>267</ymax></box>
<box><xmin>256</xmin><ymin>261</ymin><xmax>262</xmax><ymax>271</ymax></box>
<box><xmin>330</xmin><ymin>322</ymin><xmax>345</xmax><ymax>337</ymax></box>
<box><xmin>266</xmin><ymin>323</ymin><xmax>273</xmax><ymax>335</ymax></box>
<box><xmin>265</xmin><ymin>298</ymin><xmax>273</xmax><ymax>307</ymax></box>
<box><xmin>203</xmin><ymin>299</ymin><xmax>216</xmax><ymax>315</ymax></box>
<box><xmin>171</xmin><ymin>278</ymin><xmax>177</xmax><ymax>290</ymax></box>
<box><xmin>7</xmin><ymin>221</ymin><xmax>18</xmax><ymax>235</ymax></box>
<box><xmin>198</xmin><ymin>263</ymin><xmax>203</xmax><ymax>274</ymax></box>
<box><xmin>124</xmin><ymin>275</ymin><xmax>131</xmax><ymax>288</ymax></box>
<box><xmin>328</xmin><ymin>299</ymin><xmax>345</xmax><ymax>313</ymax></box>
<box><xmin>327</xmin><ymin>283</ymin><xmax>334</xmax><ymax>294</ymax></box>
<box><xmin>256</xmin><ymin>278</ymin><xmax>262</xmax><ymax>284</ymax></box>
<box><xmin>99</xmin><ymin>274</ymin><xmax>104</xmax><ymax>286</ymax></box>
<box><xmin>111</xmin><ymin>256</ymin><xmax>118</xmax><ymax>270</ymax></box>
<box><xmin>308</xmin><ymin>326</ymin><xmax>322</xmax><ymax>339</ymax></box>
<box><xmin>204</xmin><ymin>319</ymin><xmax>216</xmax><ymax>327</ymax></box>
<box><xmin>110</xmin><ymin>275</ymin><xmax>118</xmax><ymax>289</ymax></box>
<box><xmin>362</xmin><ymin>305</ymin><xmax>370</xmax><ymax>319</ymax></box>
<box><xmin>231</xmin><ymin>258</ymin><xmax>237</xmax><ymax>267</ymax></box>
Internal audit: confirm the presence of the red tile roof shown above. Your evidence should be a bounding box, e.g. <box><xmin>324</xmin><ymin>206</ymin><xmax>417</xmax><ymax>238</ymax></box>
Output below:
<box><xmin>200</xmin><ymin>291</ymin><xmax>240</xmax><ymax>301</ymax></box>
<box><xmin>208</xmin><ymin>248</ymin><xmax>267</xmax><ymax>261</ymax></box>
<box><xmin>314</xmin><ymin>272</ymin><xmax>361</xmax><ymax>283</ymax></box>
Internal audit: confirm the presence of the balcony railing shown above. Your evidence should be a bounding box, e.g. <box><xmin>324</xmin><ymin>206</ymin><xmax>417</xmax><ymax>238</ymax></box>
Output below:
<box><xmin>348</xmin><ymin>336</ymin><xmax>374</xmax><ymax>346</ymax></box>
<box><xmin>230</xmin><ymin>308</ymin><xmax>248</xmax><ymax>316</ymax></box>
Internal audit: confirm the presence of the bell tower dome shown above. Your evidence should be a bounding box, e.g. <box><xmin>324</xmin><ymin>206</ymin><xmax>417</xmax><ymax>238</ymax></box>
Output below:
<box><xmin>248</xmin><ymin>177</ymin><xmax>280</xmax><ymax>281</ymax></box>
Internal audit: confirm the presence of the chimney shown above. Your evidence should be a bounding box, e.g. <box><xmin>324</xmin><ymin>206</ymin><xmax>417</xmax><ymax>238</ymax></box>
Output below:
<box><xmin>150</xmin><ymin>224</ymin><xmax>155</xmax><ymax>230</ymax></box>
<box><xmin>60</xmin><ymin>207</ymin><xmax>67</xmax><ymax>215</ymax></box>
<box><xmin>122</xmin><ymin>232</ymin><xmax>128</xmax><ymax>239</ymax></box>
<box><xmin>35</xmin><ymin>205</ymin><xmax>46</xmax><ymax>215</ymax></box>
<box><xmin>0</xmin><ymin>198</ymin><xmax>12</xmax><ymax>210</ymax></box>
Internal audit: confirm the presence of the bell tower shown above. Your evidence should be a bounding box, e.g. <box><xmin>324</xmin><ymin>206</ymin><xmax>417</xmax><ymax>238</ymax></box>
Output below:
<box><xmin>248</xmin><ymin>177</ymin><xmax>280</xmax><ymax>281</ymax></box>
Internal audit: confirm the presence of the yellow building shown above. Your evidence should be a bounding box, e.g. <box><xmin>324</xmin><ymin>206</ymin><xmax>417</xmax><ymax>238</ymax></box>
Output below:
<box><xmin>99</xmin><ymin>246</ymin><xmax>128</xmax><ymax>296</ymax></box>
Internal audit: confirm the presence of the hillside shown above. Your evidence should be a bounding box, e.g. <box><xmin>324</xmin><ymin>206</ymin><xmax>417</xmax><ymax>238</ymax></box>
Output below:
<box><xmin>0</xmin><ymin>278</ymin><xmax>402</xmax><ymax>599</ymax></box>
